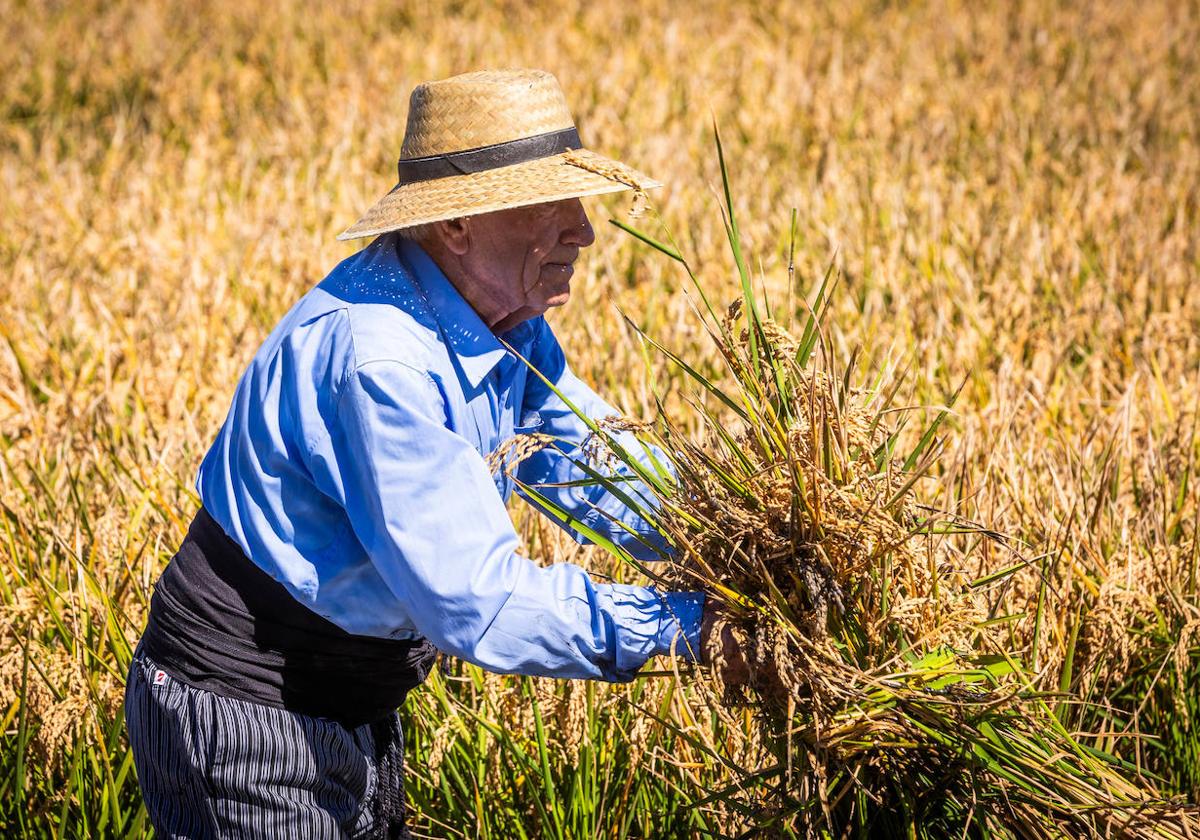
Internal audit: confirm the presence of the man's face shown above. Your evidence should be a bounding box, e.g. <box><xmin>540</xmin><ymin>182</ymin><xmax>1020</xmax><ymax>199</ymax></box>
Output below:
<box><xmin>458</xmin><ymin>198</ymin><xmax>596</xmax><ymax>327</ymax></box>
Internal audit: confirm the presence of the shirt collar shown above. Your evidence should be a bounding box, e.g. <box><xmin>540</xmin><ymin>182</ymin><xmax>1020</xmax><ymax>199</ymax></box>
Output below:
<box><xmin>395</xmin><ymin>237</ymin><xmax>535</xmax><ymax>390</ymax></box>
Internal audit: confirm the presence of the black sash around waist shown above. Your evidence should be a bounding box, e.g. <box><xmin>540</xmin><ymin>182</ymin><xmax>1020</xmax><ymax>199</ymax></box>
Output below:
<box><xmin>141</xmin><ymin>507</ymin><xmax>439</xmax><ymax>728</ymax></box>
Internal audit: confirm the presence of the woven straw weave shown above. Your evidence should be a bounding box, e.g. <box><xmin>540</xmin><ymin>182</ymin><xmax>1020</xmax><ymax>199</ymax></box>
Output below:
<box><xmin>401</xmin><ymin>69</ymin><xmax>574</xmax><ymax>157</ymax></box>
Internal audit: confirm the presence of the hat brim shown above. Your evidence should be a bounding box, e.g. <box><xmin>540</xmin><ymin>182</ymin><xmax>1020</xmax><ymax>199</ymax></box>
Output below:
<box><xmin>336</xmin><ymin>148</ymin><xmax>662</xmax><ymax>241</ymax></box>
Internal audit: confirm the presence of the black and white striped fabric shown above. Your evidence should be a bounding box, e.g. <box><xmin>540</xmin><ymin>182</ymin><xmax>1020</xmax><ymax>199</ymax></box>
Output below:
<box><xmin>125</xmin><ymin>648</ymin><xmax>411</xmax><ymax>839</ymax></box>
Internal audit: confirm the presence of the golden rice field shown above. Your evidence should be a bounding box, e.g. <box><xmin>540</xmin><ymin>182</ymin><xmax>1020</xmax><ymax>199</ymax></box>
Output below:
<box><xmin>2</xmin><ymin>0</ymin><xmax>1198</xmax><ymax>836</ymax></box>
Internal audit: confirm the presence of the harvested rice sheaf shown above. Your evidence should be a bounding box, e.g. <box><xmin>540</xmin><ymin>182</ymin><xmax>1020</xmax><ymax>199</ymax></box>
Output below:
<box><xmin>625</xmin><ymin>299</ymin><xmax>1200</xmax><ymax>837</ymax></box>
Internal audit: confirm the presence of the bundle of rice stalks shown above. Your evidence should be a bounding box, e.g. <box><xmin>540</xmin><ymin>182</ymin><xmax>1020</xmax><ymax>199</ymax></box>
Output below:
<box><xmin>509</xmin><ymin>136</ymin><xmax>1200</xmax><ymax>838</ymax></box>
<box><xmin>630</xmin><ymin>312</ymin><xmax>1195</xmax><ymax>837</ymax></box>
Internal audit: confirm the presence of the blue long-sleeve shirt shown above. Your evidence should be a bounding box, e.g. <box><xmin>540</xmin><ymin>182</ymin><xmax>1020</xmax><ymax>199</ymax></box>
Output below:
<box><xmin>195</xmin><ymin>234</ymin><xmax>703</xmax><ymax>681</ymax></box>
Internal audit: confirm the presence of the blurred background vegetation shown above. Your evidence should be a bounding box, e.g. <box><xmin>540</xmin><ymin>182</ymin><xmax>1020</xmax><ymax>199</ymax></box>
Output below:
<box><xmin>1</xmin><ymin>0</ymin><xmax>1197</xmax><ymax>836</ymax></box>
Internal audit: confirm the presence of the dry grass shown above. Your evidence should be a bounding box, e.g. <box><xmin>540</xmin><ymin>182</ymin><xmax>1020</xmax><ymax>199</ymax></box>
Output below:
<box><xmin>1</xmin><ymin>0</ymin><xmax>1198</xmax><ymax>836</ymax></box>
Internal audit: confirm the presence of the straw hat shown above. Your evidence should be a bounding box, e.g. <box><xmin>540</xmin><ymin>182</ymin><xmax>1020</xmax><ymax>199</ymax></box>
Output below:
<box><xmin>337</xmin><ymin>69</ymin><xmax>663</xmax><ymax>241</ymax></box>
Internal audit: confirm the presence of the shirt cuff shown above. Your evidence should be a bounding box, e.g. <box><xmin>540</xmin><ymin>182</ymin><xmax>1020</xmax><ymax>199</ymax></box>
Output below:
<box><xmin>653</xmin><ymin>590</ymin><xmax>705</xmax><ymax>663</ymax></box>
<box><xmin>606</xmin><ymin>587</ymin><xmax>705</xmax><ymax>681</ymax></box>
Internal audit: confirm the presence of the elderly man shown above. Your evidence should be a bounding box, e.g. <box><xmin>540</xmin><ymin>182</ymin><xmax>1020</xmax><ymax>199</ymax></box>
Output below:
<box><xmin>124</xmin><ymin>69</ymin><xmax>725</xmax><ymax>839</ymax></box>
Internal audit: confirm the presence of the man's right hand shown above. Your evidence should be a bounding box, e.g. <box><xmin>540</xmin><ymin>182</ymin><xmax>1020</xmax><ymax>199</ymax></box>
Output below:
<box><xmin>700</xmin><ymin>606</ymin><xmax>750</xmax><ymax>688</ymax></box>
<box><xmin>700</xmin><ymin>606</ymin><xmax>793</xmax><ymax>711</ymax></box>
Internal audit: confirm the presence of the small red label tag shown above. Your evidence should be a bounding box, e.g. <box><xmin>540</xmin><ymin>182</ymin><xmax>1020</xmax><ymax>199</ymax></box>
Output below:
<box><xmin>153</xmin><ymin>669</ymin><xmax>169</xmax><ymax>686</ymax></box>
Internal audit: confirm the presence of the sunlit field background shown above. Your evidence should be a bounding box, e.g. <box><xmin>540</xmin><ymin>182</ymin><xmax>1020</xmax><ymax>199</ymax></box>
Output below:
<box><xmin>2</xmin><ymin>0</ymin><xmax>1198</xmax><ymax>836</ymax></box>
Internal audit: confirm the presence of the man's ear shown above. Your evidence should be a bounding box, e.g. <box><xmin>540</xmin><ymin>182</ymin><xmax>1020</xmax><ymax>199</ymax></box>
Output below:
<box><xmin>433</xmin><ymin>217</ymin><xmax>470</xmax><ymax>256</ymax></box>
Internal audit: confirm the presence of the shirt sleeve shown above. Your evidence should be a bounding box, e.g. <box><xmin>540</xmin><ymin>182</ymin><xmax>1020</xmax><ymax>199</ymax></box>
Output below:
<box><xmin>327</xmin><ymin>359</ymin><xmax>703</xmax><ymax>679</ymax></box>
<box><xmin>514</xmin><ymin>319</ymin><xmax>678</xmax><ymax>562</ymax></box>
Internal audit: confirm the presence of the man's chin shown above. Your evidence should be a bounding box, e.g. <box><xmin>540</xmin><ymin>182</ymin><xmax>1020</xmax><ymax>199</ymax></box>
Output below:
<box><xmin>545</xmin><ymin>289</ymin><xmax>571</xmax><ymax>308</ymax></box>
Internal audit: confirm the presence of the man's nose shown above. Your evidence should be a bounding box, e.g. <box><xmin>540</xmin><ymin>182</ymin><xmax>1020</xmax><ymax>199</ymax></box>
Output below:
<box><xmin>559</xmin><ymin>199</ymin><xmax>596</xmax><ymax>248</ymax></box>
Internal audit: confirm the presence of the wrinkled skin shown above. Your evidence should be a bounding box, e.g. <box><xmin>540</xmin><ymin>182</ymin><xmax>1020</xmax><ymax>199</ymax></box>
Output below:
<box><xmin>423</xmin><ymin>198</ymin><xmax>596</xmax><ymax>333</ymax></box>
